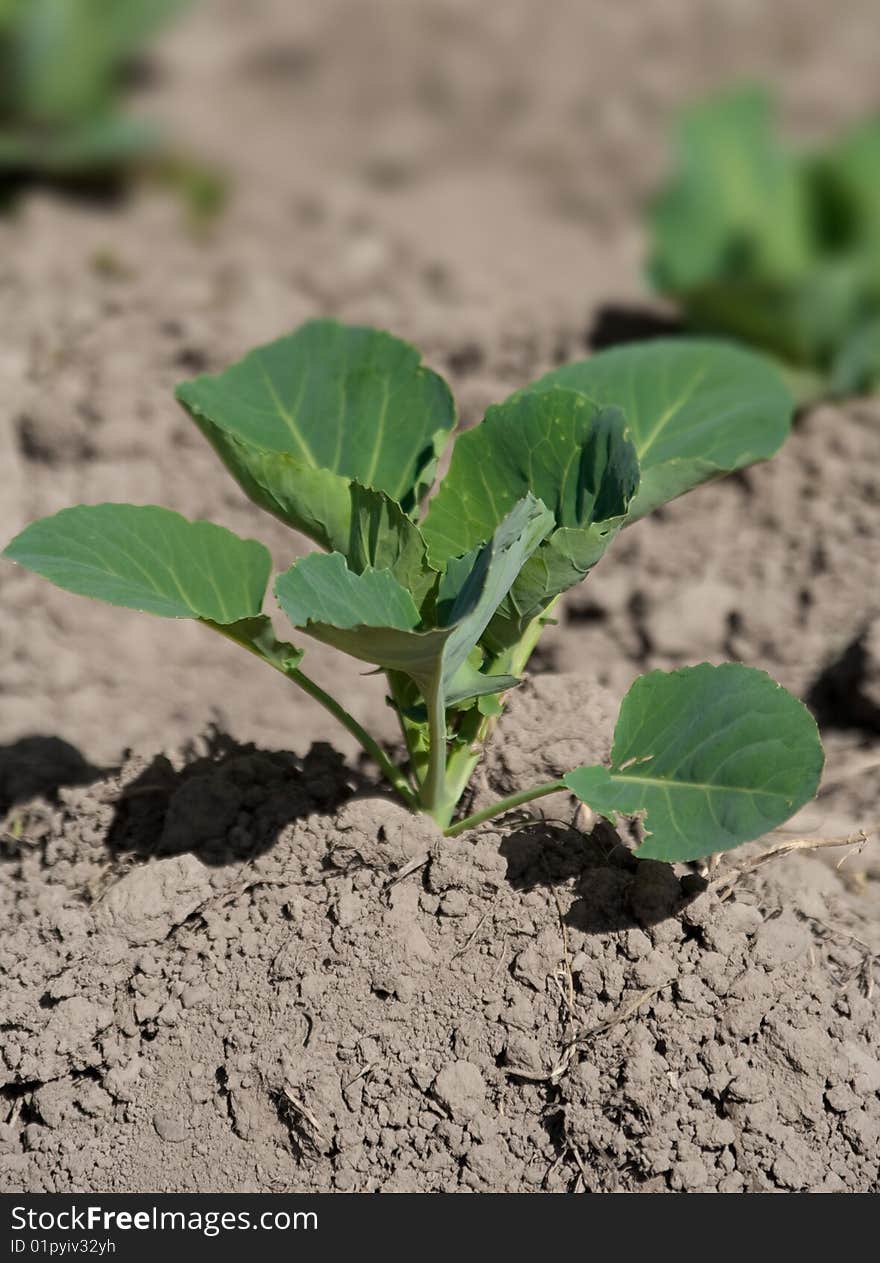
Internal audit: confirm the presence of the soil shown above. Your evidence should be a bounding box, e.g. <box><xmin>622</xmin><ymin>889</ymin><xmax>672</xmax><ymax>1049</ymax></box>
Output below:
<box><xmin>3</xmin><ymin>675</ymin><xmax>878</xmax><ymax>1193</ymax></box>
<box><xmin>2</xmin><ymin>0</ymin><xmax>879</xmax><ymax>1192</ymax></box>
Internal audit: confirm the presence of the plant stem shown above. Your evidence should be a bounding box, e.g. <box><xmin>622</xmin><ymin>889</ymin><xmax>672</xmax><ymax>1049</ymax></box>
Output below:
<box><xmin>419</xmin><ymin>678</ymin><xmax>451</xmax><ymax>824</ymax></box>
<box><xmin>442</xmin><ymin>706</ymin><xmax>490</xmax><ymax>819</ymax></box>
<box><xmin>443</xmin><ymin>779</ymin><xmax>567</xmax><ymax>837</ymax></box>
<box><xmin>206</xmin><ymin>622</ymin><xmax>416</xmax><ymax>809</ymax></box>
<box><xmin>442</xmin><ymin>598</ymin><xmax>561</xmax><ymax>824</ymax></box>
<box><xmin>386</xmin><ymin>669</ymin><xmax>429</xmax><ymax>789</ymax></box>
<box><xmin>289</xmin><ymin>667</ymin><xmax>416</xmax><ymax>807</ymax></box>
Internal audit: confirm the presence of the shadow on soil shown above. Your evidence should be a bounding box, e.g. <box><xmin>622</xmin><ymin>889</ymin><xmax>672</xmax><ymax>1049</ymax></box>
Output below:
<box><xmin>499</xmin><ymin>818</ymin><xmax>703</xmax><ymax>932</ymax></box>
<box><xmin>0</xmin><ymin>170</ymin><xmax>131</xmax><ymax>216</ymax></box>
<box><xmin>106</xmin><ymin>726</ymin><xmax>368</xmax><ymax>866</ymax></box>
<box><xmin>3</xmin><ymin>728</ymin><xmax>704</xmax><ymax>928</ymax></box>
<box><xmin>0</xmin><ymin>726</ymin><xmax>372</xmax><ymax>869</ymax></box>
<box><xmin>0</xmin><ymin>735</ymin><xmax>108</xmax><ymax>818</ymax></box>
<box><xmin>587</xmin><ymin>303</ymin><xmax>684</xmax><ymax>351</ymax></box>
<box><xmin>807</xmin><ymin>623</ymin><xmax>880</xmax><ymax>734</ymax></box>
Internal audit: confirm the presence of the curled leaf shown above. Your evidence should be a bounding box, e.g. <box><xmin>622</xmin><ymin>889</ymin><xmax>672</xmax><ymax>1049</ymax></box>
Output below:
<box><xmin>422</xmin><ymin>388</ymin><xmax>638</xmax><ymax>649</ymax></box>
<box><xmin>176</xmin><ymin>319</ymin><xmax>456</xmax><ymax>547</ymax></box>
<box><xmin>276</xmin><ymin>495</ymin><xmax>552</xmax><ymax>707</ymax></box>
<box><xmin>525</xmin><ymin>339</ymin><xmax>794</xmax><ymax>521</ymax></box>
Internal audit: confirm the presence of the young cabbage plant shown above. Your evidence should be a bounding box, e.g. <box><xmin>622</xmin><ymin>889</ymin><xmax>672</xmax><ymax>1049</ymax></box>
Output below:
<box><xmin>3</xmin><ymin>320</ymin><xmax>825</xmax><ymax>861</ymax></box>
<box><xmin>0</xmin><ymin>0</ymin><xmax>192</xmax><ymax>181</ymax></box>
<box><xmin>649</xmin><ymin>85</ymin><xmax>880</xmax><ymax>400</ymax></box>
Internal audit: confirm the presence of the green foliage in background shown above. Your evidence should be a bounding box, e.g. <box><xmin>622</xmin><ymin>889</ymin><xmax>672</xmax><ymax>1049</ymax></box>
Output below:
<box><xmin>649</xmin><ymin>86</ymin><xmax>880</xmax><ymax>399</ymax></box>
<box><xmin>0</xmin><ymin>0</ymin><xmax>192</xmax><ymax>177</ymax></box>
<box><xmin>4</xmin><ymin>319</ymin><xmax>823</xmax><ymax>857</ymax></box>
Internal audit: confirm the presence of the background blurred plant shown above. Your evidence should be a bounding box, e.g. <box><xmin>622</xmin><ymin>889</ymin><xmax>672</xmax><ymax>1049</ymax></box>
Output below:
<box><xmin>649</xmin><ymin>85</ymin><xmax>880</xmax><ymax>400</ymax></box>
<box><xmin>0</xmin><ymin>0</ymin><xmax>223</xmax><ymax>216</ymax></box>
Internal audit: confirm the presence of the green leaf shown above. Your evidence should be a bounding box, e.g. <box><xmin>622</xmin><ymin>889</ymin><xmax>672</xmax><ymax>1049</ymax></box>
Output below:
<box><xmin>431</xmin><ymin>496</ymin><xmax>552</xmax><ymax>691</ymax></box>
<box><xmin>422</xmin><ymin>389</ymin><xmax>638</xmax><ymax>648</ymax></box>
<box><xmin>396</xmin><ymin>656</ymin><xmax>520</xmax><ymax>721</ymax></box>
<box><xmin>819</xmin><ymin>117</ymin><xmax>880</xmax><ymax>270</ymax></box>
<box><xmin>176</xmin><ymin>319</ymin><xmax>457</xmax><ymax>548</ymax></box>
<box><xmin>830</xmin><ymin>318</ymin><xmax>880</xmax><ymax>396</ymax></box>
<box><xmin>647</xmin><ymin>87</ymin><xmax>880</xmax><ymax>393</ymax></box>
<box><xmin>276</xmin><ymin>551</ymin><xmax>421</xmax><ymax>640</ymax></box>
<box><xmin>3</xmin><ymin>503</ymin><xmax>270</xmax><ymax>623</ymax></box>
<box><xmin>564</xmin><ymin>663</ymin><xmax>823</xmax><ymax>863</ymax></box>
<box><xmin>181</xmin><ymin>426</ymin><xmax>353</xmax><ymax>553</ymax></box>
<box><xmin>2</xmin><ymin>0</ymin><xmax>191</xmax><ymax>125</ymax></box>
<box><xmin>477</xmin><ymin>692</ymin><xmax>505</xmax><ymax>717</ymax></box>
<box><xmin>422</xmin><ymin>389</ymin><xmax>635</xmax><ymax>564</ymax></box>
<box><xmin>0</xmin><ymin>0</ymin><xmax>190</xmax><ymax>176</ymax></box>
<box><xmin>526</xmin><ymin>339</ymin><xmax>794</xmax><ymax>521</ymax></box>
<box><xmin>676</xmin><ymin>257</ymin><xmax>870</xmax><ymax>372</ymax></box>
<box><xmin>276</xmin><ymin>495</ymin><xmax>552</xmax><ymax>705</ymax></box>
<box><xmin>347</xmin><ymin>484</ymin><xmax>436</xmax><ymax>610</ymax></box>
<box><xmin>444</xmin><ymin>659</ymin><xmax>519</xmax><ymax>708</ymax></box>
<box><xmin>648</xmin><ymin>85</ymin><xmax>812</xmax><ymax>294</ymax></box>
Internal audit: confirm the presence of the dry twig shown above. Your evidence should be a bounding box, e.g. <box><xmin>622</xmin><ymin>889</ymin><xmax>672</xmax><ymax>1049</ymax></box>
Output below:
<box><xmin>281</xmin><ymin>1086</ymin><xmax>324</xmax><ymax>1140</ymax></box>
<box><xmin>382</xmin><ymin>853</ymin><xmax>429</xmax><ymax>889</ymax></box>
<box><xmin>451</xmin><ymin>912</ymin><xmax>488</xmax><ymax>960</ymax></box>
<box><xmin>709</xmin><ymin>830</ymin><xmax>871</xmax><ymax>901</ymax></box>
<box><xmin>506</xmin><ymin>981</ymin><xmax>673</xmax><ymax>1084</ymax></box>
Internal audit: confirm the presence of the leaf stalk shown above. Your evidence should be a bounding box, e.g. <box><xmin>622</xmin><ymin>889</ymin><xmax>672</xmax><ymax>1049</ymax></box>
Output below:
<box><xmin>419</xmin><ymin>678</ymin><xmax>454</xmax><ymax>825</ymax></box>
<box><xmin>443</xmin><ymin>779</ymin><xmax>567</xmax><ymax>837</ymax></box>
<box><xmin>206</xmin><ymin>621</ymin><xmax>417</xmax><ymax>809</ymax></box>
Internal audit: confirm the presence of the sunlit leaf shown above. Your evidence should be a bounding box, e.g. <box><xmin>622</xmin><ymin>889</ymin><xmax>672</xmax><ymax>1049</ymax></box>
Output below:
<box><xmin>276</xmin><ymin>495</ymin><xmax>552</xmax><ymax>707</ymax></box>
<box><xmin>3</xmin><ymin>503</ymin><xmax>269</xmax><ymax>623</ymax></box>
<box><xmin>176</xmin><ymin>319</ymin><xmax>456</xmax><ymax>549</ymax></box>
<box><xmin>422</xmin><ymin>388</ymin><xmax>638</xmax><ymax>648</ymax></box>
<box><xmin>526</xmin><ymin>339</ymin><xmax>793</xmax><ymax>520</ymax></box>
<box><xmin>564</xmin><ymin>663</ymin><xmax>823</xmax><ymax>863</ymax></box>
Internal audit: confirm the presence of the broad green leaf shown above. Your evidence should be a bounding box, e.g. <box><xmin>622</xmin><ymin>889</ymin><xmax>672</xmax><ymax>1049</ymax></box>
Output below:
<box><xmin>422</xmin><ymin>389</ymin><xmax>638</xmax><ymax>648</ymax></box>
<box><xmin>276</xmin><ymin>496</ymin><xmax>552</xmax><ymax>705</ymax></box>
<box><xmin>423</xmin><ymin>390</ymin><xmax>635</xmax><ymax>564</ymax></box>
<box><xmin>648</xmin><ymin>86</ymin><xmax>812</xmax><ymax>294</ymax></box>
<box><xmin>176</xmin><ymin>319</ymin><xmax>457</xmax><ymax>549</ymax></box>
<box><xmin>277</xmin><ymin>558</ymin><xmax>438</xmax><ymax>682</ymax></box>
<box><xmin>175</xmin><ymin>424</ymin><xmax>437</xmax><ymax>605</ymax></box>
<box><xmin>526</xmin><ymin>339</ymin><xmax>793</xmax><ymax>521</ymax></box>
<box><xmin>181</xmin><ymin>422</ymin><xmax>353</xmax><ymax>554</ymax></box>
<box><xmin>3</xmin><ymin>503</ymin><xmax>270</xmax><ymax>623</ymax></box>
<box><xmin>564</xmin><ymin>663</ymin><xmax>823</xmax><ymax>864</ymax></box>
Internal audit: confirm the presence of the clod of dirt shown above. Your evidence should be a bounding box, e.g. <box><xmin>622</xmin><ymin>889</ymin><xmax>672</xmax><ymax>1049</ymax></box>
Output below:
<box><xmin>433</xmin><ymin>1062</ymin><xmax>487</xmax><ymax>1122</ymax></box>
<box><xmin>1</xmin><ymin>674</ymin><xmax>877</xmax><ymax>1193</ymax></box>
